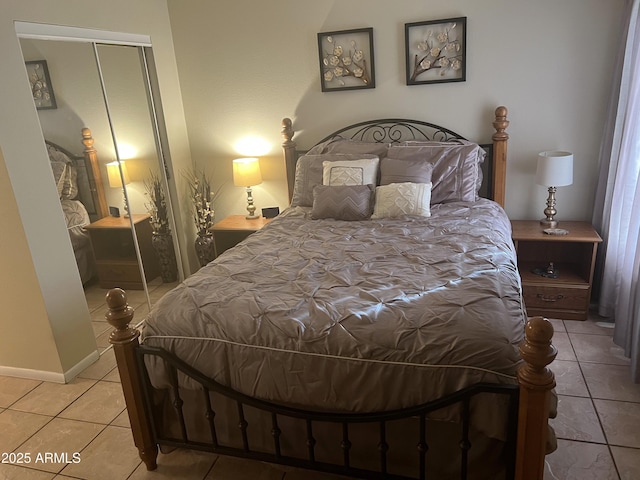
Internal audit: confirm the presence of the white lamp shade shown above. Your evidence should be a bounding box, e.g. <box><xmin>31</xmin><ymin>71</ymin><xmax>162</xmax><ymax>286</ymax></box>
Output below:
<box><xmin>535</xmin><ymin>151</ymin><xmax>573</xmax><ymax>187</ymax></box>
<box><xmin>233</xmin><ymin>157</ymin><xmax>262</xmax><ymax>187</ymax></box>
<box><xmin>106</xmin><ymin>161</ymin><xmax>131</xmax><ymax>188</ymax></box>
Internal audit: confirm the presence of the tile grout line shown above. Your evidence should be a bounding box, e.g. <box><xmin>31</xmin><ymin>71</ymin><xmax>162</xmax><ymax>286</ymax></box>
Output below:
<box><xmin>7</xmin><ymin>380</ymin><xmax>126</xmax><ymax>478</ymax></box>
<box><xmin>563</xmin><ymin>320</ymin><xmax>623</xmax><ymax>480</ymax></box>
<box><xmin>200</xmin><ymin>454</ymin><xmax>220</xmax><ymax>480</ymax></box>
<box><xmin>58</xmin><ymin>423</ymin><xmax>141</xmax><ymax>480</ymax></box>
<box><xmin>11</xmin><ymin>418</ymin><xmax>107</xmax><ymax>477</ymax></box>
<box><xmin>2</xmin><ymin>380</ymin><xmax>43</xmax><ymax>411</ymax></box>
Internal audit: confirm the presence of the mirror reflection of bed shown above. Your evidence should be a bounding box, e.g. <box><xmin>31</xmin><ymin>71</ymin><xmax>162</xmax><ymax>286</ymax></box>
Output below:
<box><xmin>45</xmin><ymin>131</ymin><xmax>105</xmax><ymax>281</ymax></box>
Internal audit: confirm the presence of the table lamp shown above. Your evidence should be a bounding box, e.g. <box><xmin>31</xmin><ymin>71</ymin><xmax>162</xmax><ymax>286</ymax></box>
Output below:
<box><xmin>106</xmin><ymin>160</ymin><xmax>131</xmax><ymax>218</ymax></box>
<box><xmin>233</xmin><ymin>157</ymin><xmax>262</xmax><ymax>219</ymax></box>
<box><xmin>535</xmin><ymin>151</ymin><xmax>573</xmax><ymax>228</ymax></box>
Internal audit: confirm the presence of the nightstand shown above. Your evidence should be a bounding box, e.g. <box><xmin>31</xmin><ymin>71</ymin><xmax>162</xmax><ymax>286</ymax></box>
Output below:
<box><xmin>211</xmin><ymin>215</ymin><xmax>273</xmax><ymax>257</ymax></box>
<box><xmin>511</xmin><ymin>220</ymin><xmax>602</xmax><ymax>321</ymax></box>
<box><xmin>85</xmin><ymin>214</ymin><xmax>160</xmax><ymax>289</ymax></box>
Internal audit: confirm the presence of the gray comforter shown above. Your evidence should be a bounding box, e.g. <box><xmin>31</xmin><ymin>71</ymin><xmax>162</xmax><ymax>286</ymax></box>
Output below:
<box><xmin>143</xmin><ymin>199</ymin><xmax>527</xmax><ymax>432</ymax></box>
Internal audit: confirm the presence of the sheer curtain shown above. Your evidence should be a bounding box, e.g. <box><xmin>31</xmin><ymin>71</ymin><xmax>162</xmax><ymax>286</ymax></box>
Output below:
<box><xmin>593</xmin><ymin>0</ymin><xmax>640</xmax><ymax>383</ymax></box>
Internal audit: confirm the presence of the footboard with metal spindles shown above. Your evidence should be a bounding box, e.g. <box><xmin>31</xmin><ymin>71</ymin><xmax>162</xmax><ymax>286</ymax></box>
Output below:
<box><xmin>106</xmin><ymin>288</ymin><xmax>555</xmax><ymax>480</ymax></box>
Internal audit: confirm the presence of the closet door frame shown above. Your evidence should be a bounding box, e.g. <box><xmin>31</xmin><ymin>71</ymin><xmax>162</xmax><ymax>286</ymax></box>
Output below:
<box><xmin>16</xmin><ymin>22</ymin><xmax>184</xmax><ymax>309</ymax></box>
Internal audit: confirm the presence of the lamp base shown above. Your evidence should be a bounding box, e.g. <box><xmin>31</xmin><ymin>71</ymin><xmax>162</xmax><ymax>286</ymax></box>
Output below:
<box><xmin>122</xmin><ymin>190</ymin><xmax>130</xmax><ymax>219</ymax></box>
<box><xmin>540</xmin><ymin>218</ymin><xmax>558</xmax><ymax>228</ymax></box>
<box><xmin>540</xmin><ymin>186</ymin><xmax>559</xmax><ymax>229</ymax></box>
<box><xmin>244</xmin><ymin>186</ymin><xmax>259</xmax><ymax>220</ymax></box>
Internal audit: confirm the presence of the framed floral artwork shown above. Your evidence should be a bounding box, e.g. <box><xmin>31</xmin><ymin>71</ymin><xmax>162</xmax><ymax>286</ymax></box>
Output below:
<box><xmin>317</xmin><ymin>28</ymin><xmax>375</xmax><ymax>92</ymax></box>
<box><xmin>25</xmin><ymin>60</ymin><xmax>57</xmax><ymax>110</ymax></box>
<box><xmin>405</xmin><ymin>17</ymin><xmax>466</xmax><ymax>86</ymax></box>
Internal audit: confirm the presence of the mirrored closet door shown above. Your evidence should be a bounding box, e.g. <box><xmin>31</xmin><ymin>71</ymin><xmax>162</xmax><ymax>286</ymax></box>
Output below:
<box><xmin>19</xmin><ymin>33</ymin><xmax>182</xmax><ymax>318</ymax></box>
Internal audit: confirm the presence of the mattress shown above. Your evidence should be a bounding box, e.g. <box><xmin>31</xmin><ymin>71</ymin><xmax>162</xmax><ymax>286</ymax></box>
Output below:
<box><xmin>142</xmin><ymin>199</ymin><xmax>527</xmax><ymax>439</ymax></box>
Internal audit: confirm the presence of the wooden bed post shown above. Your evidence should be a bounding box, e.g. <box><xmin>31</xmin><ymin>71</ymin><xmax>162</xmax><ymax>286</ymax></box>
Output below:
<box><xmin>81</xmin><ymin>127</ymin><xmax>109</xmax><ymax>219</ymax></box>
<box><xmin>105</xmin><ymin>288</ymin><xmax>158</xmax><ymax>471</ymax></box>
<box><xmin>515</xmin><ymin>316</ymin><xmax>557</xmax><ymax>480</ymax></box>
<box><xmin>492</xmin><ymin>106</ymin><xmax>509</xmax><ymax>208</ymax></box>
<box><xmin>281</xmin><ymin>118</ymin><xmax>297</xmax><ymax>203</ymax></box>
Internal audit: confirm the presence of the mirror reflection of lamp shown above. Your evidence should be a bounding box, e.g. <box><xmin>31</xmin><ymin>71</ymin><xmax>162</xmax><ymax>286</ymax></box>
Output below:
<box><xmin>232</xmin><ymin>157</ymin><xmax>262</xmax><ymax>219</ymax></box>
<box><xmin>106</xmin><ymin>161</ymin><xmax>131</xmax><ymax>218</ymax></box>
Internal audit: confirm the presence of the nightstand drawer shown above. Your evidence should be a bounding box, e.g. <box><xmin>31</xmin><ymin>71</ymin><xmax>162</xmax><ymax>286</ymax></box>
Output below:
<box><xmin>523</xmin><ymin>285</ymin><xmax>589</xmax><ymax>309</ymax></box>
<box><xmin>95</xmin><ymin>261</ymin><xmax>143</xmax><ymax>289</ymax></box>
<box><xmin>211</xmin><ymin>215</ymin><xmax>274</xmax><ymax>258</ymax></box>
<box><xmin>214</xmin><ymin>231</ymin><xmax>253</xmax><ymax>257</ymax></box>
<box><xmin>87</xmin><ymin>214</ymin><xmax>160</xmax><ymax>289</ymax></box>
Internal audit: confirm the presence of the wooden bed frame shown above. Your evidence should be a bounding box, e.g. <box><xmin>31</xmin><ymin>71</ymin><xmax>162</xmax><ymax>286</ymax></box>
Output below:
<box><xmin>105</xmin><ymin>106</ymin><xmax>557</xmax><ymax>480</ymax></box>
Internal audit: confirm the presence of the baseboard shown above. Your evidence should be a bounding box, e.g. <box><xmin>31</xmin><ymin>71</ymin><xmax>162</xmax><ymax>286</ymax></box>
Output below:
<box><xmin>0</xmin><ymin>350</ymin><xmax>100</xmax><ymax>384</ymax></box>
<box><xmin>63</xmin><ymin>349</ymin><xmax>101</xmax><ymax>383</ymax></box>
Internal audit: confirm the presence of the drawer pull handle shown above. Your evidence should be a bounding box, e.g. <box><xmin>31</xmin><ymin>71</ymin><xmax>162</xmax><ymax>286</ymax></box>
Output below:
<box><xmin>537</xmin><ymin>293</ymin><xmax>564</xmax><ymax>302</ymax></box>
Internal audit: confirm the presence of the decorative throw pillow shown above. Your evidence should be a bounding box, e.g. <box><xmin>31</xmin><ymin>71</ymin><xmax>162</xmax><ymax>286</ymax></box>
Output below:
<box><xmin>47</xmin><ymin>145</ymin><xmax>79</xmax><ymax>199</ymax></box>
<box><xmin>379</xmin><ymin>157</ymin><xmax>433</xmax><ymax>185</ymax></box>
<box><xmin>60</xmin><ymin>162</ymin><xmax>79</xmax><ymax>200</ymax></box>
<box><xmin>49</xmin><ymin>161</ymin><xmax>67</xmax><ymax>198</ymax></box>
<box><xmin>311</xmin><ymin>184</ymin><xmax>375</xmax><ymax>221</ymax></box>
<box><xmin>387</xmin><ymin>141</ymin><xmax>485</xmax><ymax>204</ymax></box>
<box><xmin>322</xmin><ymin>158</ymin><xmax>379</xmax><ymax>186</ymax></box>
<box><xmin>291</xmin><ymin>154</ymin><xmax>379</xmax><ymax>207</ymax></box>
<box><xmin>371</xmin><ymin>182</ymin><xmax>432</xmax><ymax>219</ymax></box>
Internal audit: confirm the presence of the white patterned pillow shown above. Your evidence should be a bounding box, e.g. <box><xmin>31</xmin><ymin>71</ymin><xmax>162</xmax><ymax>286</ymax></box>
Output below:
<box><xmin>322</xmin><ymin>158</ymin><xmax>379</xmax><ymax>186</ymax></box>
<box><xmin>49</xmin><ymin>161</ymin><xmax>67</xmax><ymax>198</ymax></box>
<box><xmin>372</xmin><ymin>182</ymin><xmax>432</xmax><ymax>218</ymax></box>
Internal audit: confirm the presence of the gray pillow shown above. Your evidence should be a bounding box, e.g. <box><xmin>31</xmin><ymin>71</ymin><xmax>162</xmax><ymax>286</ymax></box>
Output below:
<box><xmin>387</xmin><ymin>141</ymin><xmax>485</xmax><ymax>204</ymax></box>
<box><xmin>291</xmin><ymin>154</ymin><xmax>379</xmax><ymax>207</ymax></box>
<box><xmin>311</xmin><ymin>184</ymin><xmax>375</xmax><ymax>221</ymax></box>
<box><xmin>379</xmin><ymin>157</ymin><xmax>433</xmax><ymax>185</ymax></box>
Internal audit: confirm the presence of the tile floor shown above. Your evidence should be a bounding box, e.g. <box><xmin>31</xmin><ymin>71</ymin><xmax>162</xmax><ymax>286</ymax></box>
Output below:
<box><xmin>1</xmin><ymin>288</ymin><xmax>639</xmax><ymax>479</ymax></box>
<box><xmin>542</xmin><ymin>316</ymin><xmax>640</xmax><ymax>480</ymax></box>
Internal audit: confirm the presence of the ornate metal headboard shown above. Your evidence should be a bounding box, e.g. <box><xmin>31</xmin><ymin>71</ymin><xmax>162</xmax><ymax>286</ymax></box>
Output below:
<box><xmin>312</xmin><ymin>118</ymin><xmax>468</xmax><ymax>145</ymax></box>
<box><xmin>281</xmin><ymin>115</ymin><xmax>504</xmax><ymax>204</ymax></box>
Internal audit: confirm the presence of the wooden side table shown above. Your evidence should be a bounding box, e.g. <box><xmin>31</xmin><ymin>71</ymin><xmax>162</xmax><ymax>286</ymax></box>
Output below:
<box><xmin>85</xmin><ymin>214</ymin><xmax>160</xmax><ymax>289</ymax></box>
<box><xmin>511</xmin><ymin>220</ymin><xmax>602</xmax><ymax>321</ymax></box>
<box><xmin>211</xmin><ymin>215</ymin><xmax>273</xmax><ymax>257</ymax></box>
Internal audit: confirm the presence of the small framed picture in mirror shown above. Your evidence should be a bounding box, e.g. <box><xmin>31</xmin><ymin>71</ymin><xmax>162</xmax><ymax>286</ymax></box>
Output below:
<box><xmin>25</xmin><ymin>60</ymin><xmax>57</xmax><ymax>110</ymax></box>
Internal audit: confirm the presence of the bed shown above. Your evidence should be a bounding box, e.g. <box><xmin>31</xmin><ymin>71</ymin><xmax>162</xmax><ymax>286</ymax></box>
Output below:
<box><xmin>46</xmin><ymin>128</ymin><xmax>108</xmax><ymax>284</ymax></box>
<box><xmin>105</xmin><ymin>106</ymin><xmax>557</xmax><ymax>480</ymax></box>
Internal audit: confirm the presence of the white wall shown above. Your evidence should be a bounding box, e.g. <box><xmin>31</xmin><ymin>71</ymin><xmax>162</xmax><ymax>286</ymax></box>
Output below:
<box><xmin>0</xmin><ymin>146</ymin><xmax>64</xmax><ymax>376</ymax></box>
<box><xmin>168</xmin><ymin>0</ymin><xmax>625</xmax><ymax>223</ymax></box>
<box><xmin>0</xmin><ymin>0</ymin><xmax>191</xmax><ymax>379</ymax></box>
